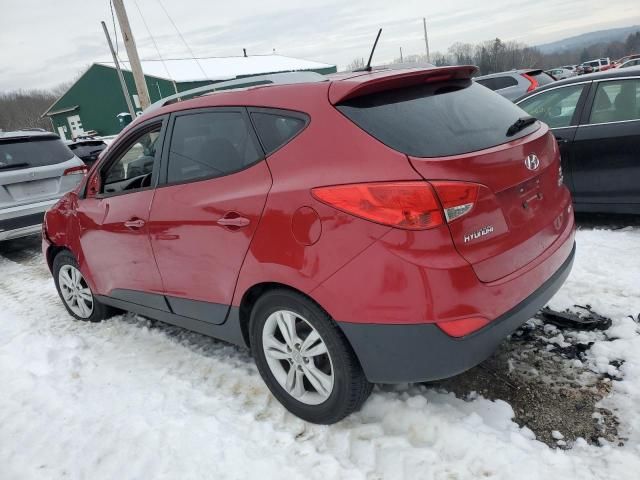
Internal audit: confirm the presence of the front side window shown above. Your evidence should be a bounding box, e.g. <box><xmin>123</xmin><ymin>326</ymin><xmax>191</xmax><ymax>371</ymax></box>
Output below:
<box><xmin>167</xmin><ymin>111</ymin><xmax>261</xmax><ymax>183</ymax></box>
<box><xmin>588</xmin><ymin>79</ymin><xmax>640</xmax><ymax>124</ymax></box>
<box><xmin>518</xmin><ymin>85</ymin><xmax>585</xmax><ymax>129</ymax></box>
<box><xmin>102</xmin><ymin>127</ymin><xmax>161</xmax><ymax>194</ymax></box>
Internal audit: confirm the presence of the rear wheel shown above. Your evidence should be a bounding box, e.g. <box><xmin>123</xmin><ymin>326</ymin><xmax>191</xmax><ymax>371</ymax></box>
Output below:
<box><xmin>53</xmin><ymin>250</ymin><xmax>113</xmax><ymax>322</ymax></box>
<box><xmin>250</xmin><ymin>289</ymin><xmax>372</xmax><ymax>424</ymax></box>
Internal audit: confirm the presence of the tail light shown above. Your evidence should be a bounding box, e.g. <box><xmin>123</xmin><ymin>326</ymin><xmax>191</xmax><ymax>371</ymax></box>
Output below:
<box><xmin>521</xmin><ymin>73</ymin><xmax>539</xmax><ymax>92</ymax></box>
<box><xmin>311</xmin><ymin>181</ymin><xmax>481</xmax><ymax>230</ymax></box>
<box><xmin>312</xmin><ymin>182</ymin><xmax>444</xmax><ymax>230</ymax></box>
<box><xmin>431</xmin><ymin>181</ymin><xmax>479</xmax><ymax>222</ymax></box>
<box><xmin>63</xmin><ymin>165</ymin><xmax>88</xmax><ymax>176</ymax></box>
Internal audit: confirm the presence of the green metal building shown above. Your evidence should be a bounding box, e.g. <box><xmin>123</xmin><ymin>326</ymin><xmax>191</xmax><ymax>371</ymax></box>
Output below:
<box><xmin>42</xmin><ymin>55</ymin><xmax>337</xmax><ymax>139</ymax></box>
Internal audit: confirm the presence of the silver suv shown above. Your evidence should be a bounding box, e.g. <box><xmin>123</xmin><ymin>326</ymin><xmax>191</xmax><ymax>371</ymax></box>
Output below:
<box><xmin>0</xmin><ymin>130</ymin><xmax>86</xmax><ymax>241</ymax></box>
<box><xmin>474</xmin><ymin>69</ymin><xmax>555</xmax><ymax>101</ymax></box>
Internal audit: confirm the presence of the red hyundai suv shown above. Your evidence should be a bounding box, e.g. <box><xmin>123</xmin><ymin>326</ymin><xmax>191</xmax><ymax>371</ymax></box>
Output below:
<box><xmin>43</xmin><ymin>66</ymin><xmax>575</xmax><ymax>424</ymax></box>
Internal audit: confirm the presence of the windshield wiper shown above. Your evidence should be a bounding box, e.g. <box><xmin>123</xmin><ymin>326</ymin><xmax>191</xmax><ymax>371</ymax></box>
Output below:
<box><xmin>0</xmin><ymin>162</ymin><xmax>30</xmax><ymax>170</ymax></box>
<box><xmin>506</xmin><ymin>116</ymin><xmax>537</xmax><ymax>136</ymax></box>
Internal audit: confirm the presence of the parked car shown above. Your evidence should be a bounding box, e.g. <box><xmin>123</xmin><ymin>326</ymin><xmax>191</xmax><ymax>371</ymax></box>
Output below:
<box><xmin>546</xmin><ymin>67</ymin><xmax>576</xmax><ymax>80</ymax></box>
<box><xmin>614</xmin><ymin>54</ymin><xmax>640</xmax><ymax>67</ymax></box>
<box><xmin>579</xmin><ymin>58</ymin><xmax>612</xmax><ymax>73</ymax></box>
<box><xmin>474</xmin><ymin>69</ymin><xmax>556</xmax><ymax>100</ymax></box>
<box><xmin>516</xmin><ymin>66</ymin><xmax>640</xmax><ymax>214</ymax></box>
<box><xmin>0</xmin><ymin>130</ymin><xmax>87</xmax><ymax>241</ymax></box>
<box><xmin>576</xmin><ymin>64</ymin><xmax>594</xmax><ymax>75</ymax></box>
<box><xmin>617</xmin><ymin>58</ymin><xmax>640</xmax><ymax>69</ymax></box>
<box><xmin>65</xmin><ymin>136</ymin><xmax>107</xmax><ymax>167</ymax></box>
<box><xmin>43</xmin><ymin>66</ymin><xmax>575</xmax><ymax>424</ymax></box>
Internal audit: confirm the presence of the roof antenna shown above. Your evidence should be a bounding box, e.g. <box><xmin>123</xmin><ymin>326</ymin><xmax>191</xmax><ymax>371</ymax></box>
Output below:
<box><xmin>357</xmin><ymin>28</ymin><xmax>382</xmax><ymax>72</ymax></box>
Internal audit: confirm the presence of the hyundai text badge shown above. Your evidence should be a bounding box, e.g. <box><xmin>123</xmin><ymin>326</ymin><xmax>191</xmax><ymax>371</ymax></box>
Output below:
<box><xmin>525</xmin><ymin>154</ymin><xmax>540</xmax><ymax>171</ymax></box>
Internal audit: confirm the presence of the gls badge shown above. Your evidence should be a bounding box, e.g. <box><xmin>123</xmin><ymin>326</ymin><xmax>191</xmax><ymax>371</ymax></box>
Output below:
<box><xmin>464</xmin><ymin>226</ymin><xmax>494</xmax><ymax>243</ymax></box>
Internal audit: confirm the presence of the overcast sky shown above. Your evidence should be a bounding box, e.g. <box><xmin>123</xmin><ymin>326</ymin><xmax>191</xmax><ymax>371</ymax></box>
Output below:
<box><xmin>1</xmin><ymin>0</ymin><xmax>638</xmax><ymax>91</ymax></box>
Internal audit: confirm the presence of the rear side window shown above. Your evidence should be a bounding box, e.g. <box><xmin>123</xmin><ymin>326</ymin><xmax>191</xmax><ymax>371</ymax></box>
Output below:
<box><xmin>337</xmin><ymin>80</ymin><xmax>538</xmax><ymax>158</ymax></box>
<box><xmin>251</xmin><ymin>112</ymin><xmax>307</xmax><ymax>155</ymax></box>
<box><xmin>167</xmin><ymin>111</ymin><xmax>262</xmax><ymax>183</ymax></box>
<box><xmin>588</xmin><ymin>79</ymin><xmax>640</xmax><ymax>124</ymax></box>
<box><xmin>0</xmin><ymin>137</ymin><xmax>74</xmax><ymax>171</ymax></box>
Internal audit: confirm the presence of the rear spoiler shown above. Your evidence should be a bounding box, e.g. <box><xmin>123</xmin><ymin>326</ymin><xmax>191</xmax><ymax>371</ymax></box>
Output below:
<box><xmin>328</xmin><ymin>65</ymin><xmax>478</xmax><ymax>104</ymax></box>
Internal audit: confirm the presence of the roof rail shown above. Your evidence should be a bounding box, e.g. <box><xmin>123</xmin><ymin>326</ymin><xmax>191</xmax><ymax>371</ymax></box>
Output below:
<box><xmin>144</xmin><ymin>71</ymin><xmax>327</xmax><ymax>115</ymax></box>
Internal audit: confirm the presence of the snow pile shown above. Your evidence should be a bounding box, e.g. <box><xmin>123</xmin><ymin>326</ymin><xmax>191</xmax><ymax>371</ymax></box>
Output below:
<box><xmin>1</xmin><ymin>228</ymin><xmax>639</xmax><ymax>479</ymax></box>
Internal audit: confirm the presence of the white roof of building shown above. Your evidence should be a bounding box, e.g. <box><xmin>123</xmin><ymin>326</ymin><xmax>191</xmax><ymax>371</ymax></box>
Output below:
<box><xmin>98</xmin><ymin>54</ymin><xmax>335</xmax><ymax>83</ymax></box>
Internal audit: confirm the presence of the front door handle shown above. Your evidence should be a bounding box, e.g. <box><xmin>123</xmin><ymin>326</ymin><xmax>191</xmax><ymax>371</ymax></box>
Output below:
<box><xmin>124</xmin><ymin>218</ymin><xmax>146</xmax><ymax>229</ymax></box>
<box><xmin>217</xmin><ymin>212</ymin><xmax>250</xmax><ymax>228</ymax></box>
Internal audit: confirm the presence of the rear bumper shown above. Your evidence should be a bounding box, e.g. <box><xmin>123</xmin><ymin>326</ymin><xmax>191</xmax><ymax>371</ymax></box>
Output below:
<box><xmin>338</xmin><ymin>242</ymin><xmax>575</xmax><ymax>383</ymax></box>
<box><xmin>0</xmin><ymin>199</ymin><xmax>57</xmax><ymax>241</ymax></box>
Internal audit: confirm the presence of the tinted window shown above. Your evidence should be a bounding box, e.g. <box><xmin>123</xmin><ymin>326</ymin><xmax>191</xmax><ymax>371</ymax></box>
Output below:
<box><xmin>167</xmin><ymin>111</ymin><xmax>261</xmax><ymax>183</ymax></box>
<box><xmin>0</xmin><ymin>137</ymin><xmax>73</xmax><ymax>171</ymax></box>
<box><xmin>476</xmin><ymin>76</ymin><xmax>517</xmax><ymax>91</ymax></box>
<box><xmin>68</xmin><ymin>141</ymin><xmax>106</xmax><ymax>160</ymax></box>
<box><xmin>337</xmin><ymin>80</ymin><xmax>538</xmax><ymax>158</ymax></box>
<box><xmin>530</xmin><ymin>71</ymin><xmax>555</xmax><ymax>87</ymax></box>
<box><xmin>518</xmin><ymin>85</ymin><xmax>585</xmax><ymax>128</ymax></box>
<box><xmin>251</xmin><ymin>112</ymin><xmax>306</xmax><ymax>154</ymax></box>
<box><xmin>588</xmin><ymin>79</ymin><xmax>640</xmax><ymax>124</ymax></box>
<box><xmin>103</xmin><ymin>128</ymin><xmax>160</xmax><ymax>194</ymax></box>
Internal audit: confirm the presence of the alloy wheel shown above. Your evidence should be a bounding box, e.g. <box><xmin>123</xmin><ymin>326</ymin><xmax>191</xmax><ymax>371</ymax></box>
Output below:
<box><xmin>262</xmin><ymin>310</ymin><xmax>334</xmax><ymax>405</ymax></box>
<box><xmin>58</xmin><ymin>264</ymin><xmax>94</xmax><ymax>319</ymax></box>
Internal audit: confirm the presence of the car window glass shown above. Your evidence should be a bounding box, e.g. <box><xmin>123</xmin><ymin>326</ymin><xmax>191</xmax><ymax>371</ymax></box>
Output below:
<box><xmin>251</xmin><ymin>112</ymin><xmax>306</xmax><ymax>155</ymax></box>
<box><xmin>102</xmin><ymin>128</ymin><xmax>160</xmax><ymax>194</ymax></box>
<box><xmin>0</xmin><ymin>137</ymin><xmax>73</xmax><ymax>171</ymax></box>
<box><xmin>588</xmin><ymin>79</ymin><xmax>640</xmax><ymax>124</ymax></box>
<box><xmin>167</xmin><ymin>111</ymin><xmax>261</xmax><ymax>183</ymax></box>
<box><xmin>518</xmin><ymin>85</ymin><xmax>585</xmax><ymax>128</ymax></box>
<box><xmin>493</xmin><ymin>76</ymin><xmax>518</xmax><ymax>90</ymax></box>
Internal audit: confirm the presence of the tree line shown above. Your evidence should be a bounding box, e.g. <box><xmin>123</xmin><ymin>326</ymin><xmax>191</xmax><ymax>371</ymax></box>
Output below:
<box><xmin>350</xmin><ymin>30</ymin><xmax>640</xmax><ymax>75</ymax></box>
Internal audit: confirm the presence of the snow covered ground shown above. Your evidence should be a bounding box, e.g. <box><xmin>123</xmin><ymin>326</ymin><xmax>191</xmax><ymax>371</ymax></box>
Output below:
<box><xmin>1</xmin><ymin>227</ymin><xmax>639</xmax><ymax>479</ymax></box>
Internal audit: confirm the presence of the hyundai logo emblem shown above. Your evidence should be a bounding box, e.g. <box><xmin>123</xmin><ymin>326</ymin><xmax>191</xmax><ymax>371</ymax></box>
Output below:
<box><xmin>525</xmin><ymin>154</ymin><xmax>540</xmax><ymax>171</ymax></box>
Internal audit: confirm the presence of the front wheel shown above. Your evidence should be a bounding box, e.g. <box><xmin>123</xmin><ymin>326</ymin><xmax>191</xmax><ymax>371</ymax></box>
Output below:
<box><xmin>250</xmin><ymin>289</ymin><xmax>372</xmax><ymax>424</ymax></box>
<box><xmin>52</xmin><ymin>250</ymin><xmax>113</xmax><ymax>322</ymax></box>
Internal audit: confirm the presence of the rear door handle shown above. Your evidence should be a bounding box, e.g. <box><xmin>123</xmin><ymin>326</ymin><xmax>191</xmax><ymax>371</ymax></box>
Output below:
<box><xmin>124</xmin><ymin>218</ymin><xmax>146</xmax><ymax>229</ymax></box>
<box><xmin>217</xmin><ymin>212</ymin><xmax>250</xmax><ymax>228</ymax></box>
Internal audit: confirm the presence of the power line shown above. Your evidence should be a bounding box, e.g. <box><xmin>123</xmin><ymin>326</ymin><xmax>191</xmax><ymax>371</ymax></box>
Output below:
<box><xmin>155</xmin><ymin>0</ymin><xmax>209</xmax><ymax>80</ymax></box>
<box><xmin>132</xmin><ymin>0</ymin><xmax>176</xmax><ymax>92</ymax></box>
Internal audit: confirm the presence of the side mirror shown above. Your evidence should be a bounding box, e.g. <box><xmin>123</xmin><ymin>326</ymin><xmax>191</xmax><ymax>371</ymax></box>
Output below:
<box><xmin>86</xmin><ymin>173</ymin><xmax>102</xmax><ymax>198</ymax></box>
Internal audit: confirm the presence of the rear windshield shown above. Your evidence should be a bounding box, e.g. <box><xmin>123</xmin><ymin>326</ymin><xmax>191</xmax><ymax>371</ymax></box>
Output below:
<box><xmin>0</xmin><ymin>137</ymin><xmax>74</xmax><ymax>171</ymax></box>
<box><xmin>68</xmin><ymin>141</ymin><xmax>106</xmax><ymax>158</ymax></box>
<box><xmin>530</xmin><ymin>71</ymin><xmax>555</xmax><ymax>87</ymax></box>
<box><xmin>337</xmin><ymin>80</ymin><xmax>538</xmax><ymax>157</ymax></box>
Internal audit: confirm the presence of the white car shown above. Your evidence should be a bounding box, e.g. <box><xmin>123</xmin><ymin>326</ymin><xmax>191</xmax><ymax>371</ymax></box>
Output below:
<box><xmin>618</xmin><ymin>58</ymin><xmax>640</xmax><ymax>69</ymax></box>
<box><xmin>0</xmin><ymin>130</ymin><xmax>86</xmax><ymax>241</ymax></box>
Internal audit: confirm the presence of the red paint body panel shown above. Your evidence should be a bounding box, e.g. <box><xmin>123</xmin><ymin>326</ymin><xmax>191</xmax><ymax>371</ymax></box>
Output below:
<box><xmin>76</xmin><ymin>190</ymin><xmax>164</xmax><ymax>295</ymax></box>
<box><xmin>148</xmin><ymin>161</ymin><xmax>272</xmax><ymax>304</ymax></box>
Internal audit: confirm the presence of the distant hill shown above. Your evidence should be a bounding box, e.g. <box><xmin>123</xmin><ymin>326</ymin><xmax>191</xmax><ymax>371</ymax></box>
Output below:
<box><xmin>537</xmin><ymin>25</ymin><xmax>640</xmax><ymax>53</ymax></box>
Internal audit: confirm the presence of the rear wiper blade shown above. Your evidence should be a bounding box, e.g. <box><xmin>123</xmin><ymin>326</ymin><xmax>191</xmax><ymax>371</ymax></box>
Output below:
<box><xmin>506</xmin><ymin>116</ymin><xmax>537</xmax><ymax>136</ymax></box>
<box><xmin>0</xmin><ymin>162</ymin><xmax>30</xmax><ymax>170</ymax></box>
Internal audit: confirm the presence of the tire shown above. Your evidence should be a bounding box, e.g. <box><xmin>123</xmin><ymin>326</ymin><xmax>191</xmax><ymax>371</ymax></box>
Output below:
<box><xmin>250</xmin><ymin>289</ymin><xmax>373</xmax><ymax>424</ymax></box>
<box><xmin>52</xmin><ymin>250</ymin><xmax>113</xmax><ymax>323</ymax></box>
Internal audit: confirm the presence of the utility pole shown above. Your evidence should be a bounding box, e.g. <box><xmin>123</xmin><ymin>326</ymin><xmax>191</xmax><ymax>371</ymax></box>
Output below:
<box><xmin>101</xmin><ymin>21</ymin><xmax>135</xmax><ymax>118</ymax></box>
<box><xmin>423</xmin><ymin>17</ymin><xmax>430</xmax><ymax>63</ymax></box>
<box><xmin>112</xmin><ymin>0</ymin><xmax>151</xmax><ymax>110</ymax></box>
<box><xmin>400</xmin><ymin>47</ymin><xmax>403</xmax><ymax>63</ymax></box>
